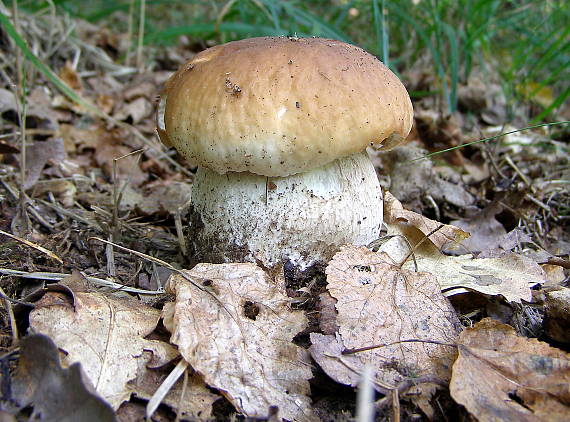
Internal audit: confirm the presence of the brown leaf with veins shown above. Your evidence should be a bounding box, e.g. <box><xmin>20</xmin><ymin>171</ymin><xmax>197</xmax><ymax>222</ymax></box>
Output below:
<box><xmin>310</xmin><ymin>245</ymin><xmax>460</xmax><ymax>389</ymax></box>
<box><xmin>163</xmin><ymin>263</ymin><xmax>313</xmax><ymax>421</ymax></box>
<box><xmin>450</xmin><ymin>318</ymin><xmax>570</xmax><ymax>422</ymax></box>
<box><xmin>29</xmin><ymin>285</ymin><xmax>177</xmax><ymax>410</ymax></box>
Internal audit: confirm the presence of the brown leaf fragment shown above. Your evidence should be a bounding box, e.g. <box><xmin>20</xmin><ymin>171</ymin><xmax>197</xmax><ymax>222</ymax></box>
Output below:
<box><xmin>22</xmin><ymin>138</ymin><xmax>66</xmax><ymax>189</ymax></box>
<box><xmin>136</xmin><ymin>182</ymin><xmax>192</xmax><ymax>216</ymax></box>
<box><xmin>11</xmin><ymin>334</ymin><xmax>116</xmax><ymax>422</ymax></box>
<box><xmin>131</xmin><ymin>368</ymin><xmax>220</xmax><ymax>420</ymax></box>
<box><xmin>384</xmin><ymin>191</ymin><xmax>469</xmax><ymax>250</ymax></box>
<box><xmin>543</xmin><ymin>288</ymin><xmax>570</xmax><ymax>343</ymax></box>
<box><xmin>29</xmin><ymin>291</ymin><xmax>175</xmax><ymax>409</ymax></box>
<box><xmin>318</xmin><ymin>245</ymin><xmax>460</xmax><ymax>389</ymax></box>
<box><xmin>114</xmin><ymin>97</ymin><xmax>153</xmax><ymax>124</ymax></box>
<box><xmin>59</xmin><ymin>61</ymin><xmax>83</xmax><ymax>91</ymax></box>
<box><xmin>316</xmin><ymin>292</ymin><xmax>339</xmax><ymax>335</ymax></box>
<box><xmin>309</xmin><ymin>333</ymin><xmax>362</xmax><ymax>387</ymax></box>
<box><xmin>450</xmin><ymin>318</ymin><xmax>570</xmax><ymax>422</ymax></box>
<box><xmin>163</xmin><ymin>264</ymin><xmax>314</xmax><ymax>421</ymax></box>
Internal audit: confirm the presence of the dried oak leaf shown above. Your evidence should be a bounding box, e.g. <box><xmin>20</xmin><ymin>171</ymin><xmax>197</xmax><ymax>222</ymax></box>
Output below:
<box><xmin>29</xmin><ymin>289</ymin><xmax>178</xmax><ymax>410</ymax></box>
<box><xmin>310</xmin><ymin>245</ymin><xmax>460</xmax><ymax>389</ymax></box>
<box><xmin>11</xmin><ymin>334</ymin><xmax>116</xmax><ymax>422</ymax></box>
<box><xmin>163</xmin><ymin>264</ymin><xmax>313</xmax><ymax>421</ymax></box>
<box><xmin>450</xmin><ymin>318</ymin><xmax>570</xmax><ymax>421</ymax></box>
<box><xmin>384</xmin><ymin>191</ymin><xmax>469</xmax><ymax>250</ymax></box>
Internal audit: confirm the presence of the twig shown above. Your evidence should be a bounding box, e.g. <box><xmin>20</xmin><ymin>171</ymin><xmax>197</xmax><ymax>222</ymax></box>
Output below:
<box><xmin>504</xmin><ymin>155</ymin><xmax>532</xmax><ymax>190</ymax></box>
<box><xmin>342</xmin><ymin>338</ymin><xmax>457</xmax><ymax>355</ymax></box>
<box><xmin>89</xmin><ymin>237</ymin><xmax>248</xmax><ymax>343</ymax></box>
<box><xmin>356</xmin><ymin>365</ymin><xmax>375</xmax><ymax>422</ymax></box>
<box><xmin>125</xmin><ymin>0</ymin><xmax>135</xmax><ymax>66</ymax></box>
<box><xmin>398</xmin><ymin>225</ymin><xmax>445</xmax><ymax>269</ymax></box>
<box><xmin>175</xmin><ymin>366</ymin><xmax>190</xmax><ymax>422</ymax></box>
<box><xmin>546</xmin><ymin>256</ymin><xmax>570</xmax><ymax>269</ymax></box>
<box><xmin>375</xmin><ymin>375</ymin><xmax>447</xmax><ymax>411</ymax></box>
<box><xmin>12</xmin><ymin>0</ymin><xmax>29</xmax><ymax>232</ymax></box>
<box><xmin>0</xmin><ymin>268</ymin><xmax>164</xmax><ymax>295</ymax></box>
<box><xmin>0</xmin><ymin>285</ymin><xmax>20</xmax><ymax>344</ymax></box>
<box><xmin>0</xmin><ymin>228</ymin><xmax>63</xmax><ymax>264</ymax></box>
<box><xmin>147</xmin><ymin>359</ymin><xmax>187</xmax><ymax>420</ymax></box>
<box><xmin>175</xmin><ymin>198</ymin><xmax>191</xmax><ymax>258</ymax></box>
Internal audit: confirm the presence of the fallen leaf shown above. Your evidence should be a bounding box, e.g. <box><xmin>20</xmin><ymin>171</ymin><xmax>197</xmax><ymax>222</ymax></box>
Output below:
<box><xmin>114</xmin><ymin>97</ymin><xmax>153</xmax><ymax>124</ymax></box>
<box><xmin>90</xmin><ymin>127</ymin><xmax>146</xmax><ymax>186</ymax></box>
<box><xmin>406</xmin><ymin>251</ymin><xmax>545</xmax><ymax>303</ymax></box>
<box><xmin>0</xmin><ymin>142</ymin><xmax>20</xmax><ymax>154</ymax></box>
<box><xmin>0</xmin><ymin>87</ymin><xmax>16</xmax><ymax>114</ymax></box>
<box><xmin>414</xmin><ymin>109</ymin><xmax>465</xmax><ymax>166</ymax></box>
<box><xmin>29</xmin><ymin>286</ymin><xmax>177</xmax><ymax>409</ymax></box>
<box><xmin>316</xmin><ymin>292</ymin><xmax>339</xmax><ymax>335</ymax></box>
<box><xmin>22</xmin><ymin>138</ymin><xmax>66</xmax><ymax>189</ymax></box>
<box><xmin>32</xmin><ymin>179</ymin><xmax>77</xmax><ymax>207</ymax></box>
<box><xmin>450</xmin><ymin>318</ymin><xmax>570</xmax><ymax>421</ymax></box>
<box><xmin>449</xmin><ymin>205</ymin><xmax>507</xmax><ymax>254</ymax></box>
<box><xmin>137</xmin><ymin>182</ymin><xmax>192</xmax><ymax>216</ymax></box>
<box><xmin>10</xmin><ymin>334</ymin><xmax>116</xmax><ymax>422</ymax></box>
<box><xmin>310</xmin><ymin>245</ymin><xmax>460</xmax><ymax>389</ymax></box>
<box><xmin>449</xmin><ymin>206</ymin><xmax>532</xmax><ymax>257</ymax></box>
<box><xmin>384</xmin><ymin>191</ymin><xmax>469</xmax><ymax>250</ymax></box>
<box><xmin>163</xmin><ymin>264</ymin><xmax>314</xmax><ymax>421</ymax></box>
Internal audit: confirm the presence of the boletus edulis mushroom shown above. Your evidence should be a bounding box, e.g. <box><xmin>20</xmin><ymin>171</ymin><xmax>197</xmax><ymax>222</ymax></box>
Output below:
<box><xmin>157</xmin><ymin>37</ymin><xmax>413</xmax><ymax>271</ymax></box>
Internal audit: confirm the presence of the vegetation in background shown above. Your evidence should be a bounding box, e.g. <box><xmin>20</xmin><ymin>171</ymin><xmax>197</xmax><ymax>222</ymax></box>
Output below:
<box><xmin>19</xmin><ymin>0</ymin><xmax>569</xmax><ymax>121</ymax></box>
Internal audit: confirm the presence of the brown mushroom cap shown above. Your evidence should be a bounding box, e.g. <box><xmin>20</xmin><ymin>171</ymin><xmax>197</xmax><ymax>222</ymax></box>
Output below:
<box><xmin>163</xmin><ymin>36</ymin><xmax>413</xmax><ymax>177</ymax></box>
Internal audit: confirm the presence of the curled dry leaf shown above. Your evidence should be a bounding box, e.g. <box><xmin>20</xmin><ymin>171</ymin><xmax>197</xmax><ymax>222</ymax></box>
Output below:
<box><xmin>310</xmin><ymin>245</ymin><xmax>460</xmax><ymax>390</ymax></box>
<box><xmin>29</xmin><ymin>288</ymin><xmax>178</xmax><ymax>410</ymax></box>
<box><xmin>384</xmin><ymin>191</ymin><xmax>469</xmax><ymax>250</ymax></box>
<box><xmin>450</xmin><ymin>318</ymin><xmax>570</xmax><ymax>421</ymax></box>
<box><xmin>163</xmin><ymin>264</ymin><xmax>313</xmax><ymax>421</ymax></box>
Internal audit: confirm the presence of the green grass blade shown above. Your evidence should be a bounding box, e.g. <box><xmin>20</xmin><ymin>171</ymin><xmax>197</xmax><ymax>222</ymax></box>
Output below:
<box><xmin>530</xmin><ymin>87</ymin><xmax>570</xmax><ymax>124</ymax></box>
<box><xmin>0</xmin><ymin>9</ymin><xmax>101</xmax><ymax>116</ymax></box>
<box><xmin>412</xmin><ymin>121</ymin><xmax>570</xmax><ymax>161</ymax></box>
<box><xmin>146</xmin><ymin>22</ymin><xmax>290</xmax><ymax>44</ymax></box>
<box><xmin>442</xmin><ymin>22</ymin><xmax>459</xmax><ymax>112</ymax></box>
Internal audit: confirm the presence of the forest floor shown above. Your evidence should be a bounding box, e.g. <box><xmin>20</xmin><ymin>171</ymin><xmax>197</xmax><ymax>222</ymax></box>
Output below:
<box><xmin>0</xmin><ymin>9</ymin><xmax>569</xmax><ymax>422</ymax></box>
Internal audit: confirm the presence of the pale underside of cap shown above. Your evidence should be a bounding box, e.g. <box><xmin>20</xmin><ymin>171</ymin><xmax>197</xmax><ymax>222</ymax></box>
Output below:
<box><xmin>164</xmin><ymin>37</ymin><xmax>413</xmax><ymax>177</ymax></box>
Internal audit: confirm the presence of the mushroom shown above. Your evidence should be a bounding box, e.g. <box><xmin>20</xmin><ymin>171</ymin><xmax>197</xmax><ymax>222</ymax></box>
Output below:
<box><xmin>158</xmin><ymin>37</ymin><xmax>413</xmax><ymax>270</ymax></box>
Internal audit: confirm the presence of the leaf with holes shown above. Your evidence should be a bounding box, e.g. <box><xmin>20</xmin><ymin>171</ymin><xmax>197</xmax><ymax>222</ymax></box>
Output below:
<box><xmin>163</xmin><ymin>264</ymin><xmax>313</xmax><ymax>421</ymax></box>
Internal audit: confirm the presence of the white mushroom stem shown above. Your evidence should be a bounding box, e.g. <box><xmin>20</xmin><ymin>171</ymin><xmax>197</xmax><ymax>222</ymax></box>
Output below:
<box><xmin>188</xmin><ymin>151</ymin><xmax>383</xmax><ymax>270</ymax></box>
